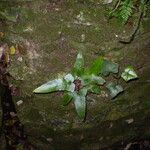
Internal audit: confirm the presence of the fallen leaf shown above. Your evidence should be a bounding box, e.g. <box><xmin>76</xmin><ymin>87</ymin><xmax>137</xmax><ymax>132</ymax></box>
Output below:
<box><xmin>10</xmin><ymin>46</ymin><xmax>16</xmax><ymax>55</ymax></box>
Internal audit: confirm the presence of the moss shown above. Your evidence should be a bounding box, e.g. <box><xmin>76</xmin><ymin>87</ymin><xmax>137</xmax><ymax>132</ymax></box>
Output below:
<box><xmin>0</xmin><ymin>0</ymin><xmax>150</xmax><ymax>149</ymax></box>
<box><xmin>22</xmin><ymin>107</ymin><xmax>43</xmax><ymax>122</ymax></box>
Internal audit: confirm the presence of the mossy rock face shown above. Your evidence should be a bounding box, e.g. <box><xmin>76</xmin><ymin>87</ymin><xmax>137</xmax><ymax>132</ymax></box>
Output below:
<box><xmin>0</xmin><ymin>0</ymin><xmax>150</xmax><ymax>149</ymax></box>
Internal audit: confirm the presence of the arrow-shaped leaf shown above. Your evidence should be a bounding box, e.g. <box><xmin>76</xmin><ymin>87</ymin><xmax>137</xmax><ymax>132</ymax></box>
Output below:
<box><xmin>33</xmin><ymin>79</ymin><xmax>65</xmax><ymax>93</ymax></box>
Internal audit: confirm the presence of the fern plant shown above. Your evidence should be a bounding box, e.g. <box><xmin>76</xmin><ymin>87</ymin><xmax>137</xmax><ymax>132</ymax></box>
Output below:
<box><xmin>109</xmin><ymin>0</ymin><xmax>134</xmax><ymax>24</ymax></box>
<box><xmin>33</xmin><ymin>52</ymin><xmax>138</xmax><ymax>120</ymax></box>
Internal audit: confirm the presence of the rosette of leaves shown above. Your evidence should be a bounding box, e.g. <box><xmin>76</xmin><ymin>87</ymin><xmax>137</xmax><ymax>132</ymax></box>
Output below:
<box><xmin>33</xmin><ymin>52</ymin><xmax>138</xmax><ymax>119</ymax></box>
<box><xmin>34</xmin><ymin>52</ymin><xmax>121</xmax><ymax>119</ymax></box>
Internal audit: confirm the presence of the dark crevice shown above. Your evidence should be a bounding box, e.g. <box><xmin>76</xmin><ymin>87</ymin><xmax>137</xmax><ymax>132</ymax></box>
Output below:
<box><xmin>0</xmin><ymin>44</ymin><xmax>34</xmax><ymax>149</ymax></box>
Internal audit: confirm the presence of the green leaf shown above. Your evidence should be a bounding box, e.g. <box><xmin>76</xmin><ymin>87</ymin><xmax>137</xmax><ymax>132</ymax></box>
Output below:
<box><xmin>121</xmin><ymin>66</ymin><xmax>138</xmax><ymax>82</ymax></box>
<box><xmin>65</xmin><ymin>82</ymin><xmax>75</xmax><ymax>92</ymax></box>
<box><xmin>74</xmin><ymin>95</ymin><xmax>86</xmax><ymax>119</ymax></box>
<box><xmin>119</xmin><ymin>0</ymin><xmax>133</xmax><ymax>24</ymax></box>
<box><xmin>73</xmin><ymin>51</ymin><xmax>84</xmax><ymax>76</ymax></box>
<box><xmin>106</xmin><ymin>82</ymin><xmax>123</xmax><ymax>98</ymax></box>
<box><xmin>101</xmin><ymin>60</ymin><xmax>119</xmax><ymax>76</ymax></box>
<box><xmin>63</xmin><ymin>92</ymin><xmax>73</xmax><ymax>106</ymax></box>
<box><xmin>83</xmin><ymin>74</ymin><xmax>106</xmax><ymax>85</ymax></box>
<box><xmin>63</xmin><ymin>73</ymin><xmax>75</xmax><ymax>92</ymax></box>
<box><xmin>89</xmin><ymin>85</ymin><xmax>101</xmax><ymax>94</ymax></box>
<box><xmin>64</xmin><ymin>73</ymin><xmax>74</xmax><ymax>83</ymax></box>
<box><xmin>109</xmin><ymin>0</ymin><xmax>133</xmax><ymax>24</ymax></box>
<box><xmin>73</xmin><ymin>88</ymin><xmax>87</xmax><ymax>119</ymax></box>
<box><xmin>88</xmin><ymin>57</ymin><xmax>104</xmax><ymax>75</ymax></box>
<box><xmin>33</xmin><ymin>79</ymin><xmax>65</xmax><ymax>93</ymax></box>
<box><xmin>79</xmin><ymin>88</ymin><xmax>88</xmax><ymax>96</ymax></box>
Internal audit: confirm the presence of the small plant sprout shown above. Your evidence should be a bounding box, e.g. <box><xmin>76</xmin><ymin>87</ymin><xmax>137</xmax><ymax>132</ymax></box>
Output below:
<box><xmin>33</xmin><ymin>52</ymin><xmax>138</xmax><ymax>120</ymax></box>
<box><xmin>34</xmin><ymin>52</ymin><xmax>105</xmax><ymax>119</ymax></box>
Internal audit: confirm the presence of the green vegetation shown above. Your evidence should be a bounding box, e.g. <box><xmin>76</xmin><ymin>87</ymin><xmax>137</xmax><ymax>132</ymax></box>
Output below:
<box><xmin>33</xmin><ymin>52</ymin><xmax>138</xmax><ymax>120</ymax></box>
<box><xmin>109</xmin><ymin>0</ymin><xmax>133</xmax><ymax>24</ymax></box>
<box><xmin>109</xmin><ymin>0</ymin><xmax>148</xmax><ymax>24</ymax></box>
<box><xmin>121</xmin><ymin>66</ymin><xmax>138</xmax><ymax>82</ymax></box>
<box><xmin>0</xmin><ymin>0</ymin><xmax>149</xmax><ymax>149</ymax></box>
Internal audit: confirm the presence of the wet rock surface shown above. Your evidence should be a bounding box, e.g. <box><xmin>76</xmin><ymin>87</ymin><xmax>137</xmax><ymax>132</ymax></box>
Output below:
<box><xmin>0</xmin><ymin>0</ymin><xmax>150</xmax><ymax>149</ymax></box>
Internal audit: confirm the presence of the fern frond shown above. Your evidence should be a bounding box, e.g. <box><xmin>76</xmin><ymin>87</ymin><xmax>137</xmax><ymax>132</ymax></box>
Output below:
<box><xmin>118</xmin><ymin>0</ymin><xmax>133</xmax><ymax>24</ymax></box>
<box><xmin>109</xmin><ymin>0</ymin><xmax>134</xmax><ymax>24</ymax></box>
